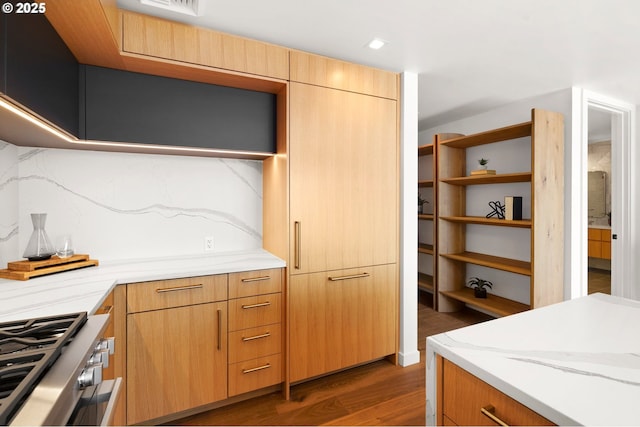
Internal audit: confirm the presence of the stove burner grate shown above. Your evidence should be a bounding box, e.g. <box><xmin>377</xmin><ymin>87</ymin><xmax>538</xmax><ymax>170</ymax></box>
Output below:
<box><xmin>0</xmin><ymin>312</ymin><xmax>87</xmax><ymax>425</ymax></box>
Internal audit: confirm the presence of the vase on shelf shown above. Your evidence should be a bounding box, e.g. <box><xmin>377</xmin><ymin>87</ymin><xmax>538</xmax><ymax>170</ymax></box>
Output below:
<box><xmin>23</xmin><ymin>213</ymin><xmax>56</xmax><ymax>261</ymax></box>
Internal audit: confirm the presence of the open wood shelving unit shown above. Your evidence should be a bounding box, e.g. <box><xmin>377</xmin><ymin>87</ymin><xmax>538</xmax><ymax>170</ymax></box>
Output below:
<box><xmin>417</xmin><ymin>140</ymin><xmax>437</xmax><ymax>307</ymax></box>
<box><xmin>436</xmin><ymin>109</ymin><xmax>565</xmax><ymax>317</ymax></box>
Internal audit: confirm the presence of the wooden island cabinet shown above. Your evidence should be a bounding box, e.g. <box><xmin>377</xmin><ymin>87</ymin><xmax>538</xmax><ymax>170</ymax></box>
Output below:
<box><xmin>438</xmin><ymin>357</ymin><xmax>554</xmax><ymax>426</ymax></box>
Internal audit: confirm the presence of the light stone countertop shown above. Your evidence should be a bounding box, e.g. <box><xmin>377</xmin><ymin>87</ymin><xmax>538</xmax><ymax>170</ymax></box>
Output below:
<box><xmin>0</xmin><ymin>248</ymin><xmax>285</xmax><ymax>322</ymax></box>
<box><xmin>426</xmin><ymin>293</ymin><xmax>640</xmax><ymax>426</ymax></box>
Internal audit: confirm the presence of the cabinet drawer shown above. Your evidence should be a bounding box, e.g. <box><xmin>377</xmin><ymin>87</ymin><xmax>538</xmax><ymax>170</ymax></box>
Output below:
<box><xmin>228</xmin><ymin>323</ymin><xmax>282</xmax><ymax>363</ymax></box>
<box><xmin>228</xmin><ymin>293</ymin><xmax>281</xmax><ymax>331</ymax></box>
<box><xmin>588</xmin><ymin>228</ymin><xmax>602</xmax><ymax>241</ymax></box>
<box><xmin>601</xmin><ymin>229</ymin><xmax>612</xmax><ymax>242</ymax></box>
<box><xmin>442</xmin><ymin>359</ymin><xmax>554</xmax><ymax>426</ymax></box>
<box><xmin>229</xmin><ymin>268</ymin><xmax>282</xmax><ymax>299</ymax></box>
<box><xmin>127</xmin><ymin>275</ymin><xmax>227</xmax><ymax>313</ymax></box>
<box><xmin>228</xmin><ymin>354</ymin><xmax>282</xmax><ymax>397</ymax></box>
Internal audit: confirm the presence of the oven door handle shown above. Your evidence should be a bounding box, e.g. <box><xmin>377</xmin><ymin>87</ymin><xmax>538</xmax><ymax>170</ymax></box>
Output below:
<box><xmin>98</xmin><ymin>377</ymin><xmax>122</xmax><ymax>426</ymax></box>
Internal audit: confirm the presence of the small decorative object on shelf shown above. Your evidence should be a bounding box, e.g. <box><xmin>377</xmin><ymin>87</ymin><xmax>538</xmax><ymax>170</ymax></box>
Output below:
<box><xmin>485</xmin><ymin>201</ymin><xmax>505</xmax><ymax>219</ymax></box>
<box><xmin>467</xmin><ymin>277</ymin><xmax>493</xmax><ymax>298</ymax></box>
<box><xmin>471</xmin><ymin>158</ymin><xmax>496</xmax><ymax>175</ymax></box>
<box><xmin>418</xmin><ymin>192</ymin><xmax>429</xmax><ymax>214</ymax></box>
<box><xmin>504</xmin><ymin>196</ymin><xmax>523</xmax><ymax>220</ymax></box>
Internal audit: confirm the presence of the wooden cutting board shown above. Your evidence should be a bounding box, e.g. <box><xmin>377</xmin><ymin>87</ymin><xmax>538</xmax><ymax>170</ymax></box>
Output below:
<box><xmin>0</xmin><ymin>254</ymin><xmax>99</xmax><ymax>280</ymax></box>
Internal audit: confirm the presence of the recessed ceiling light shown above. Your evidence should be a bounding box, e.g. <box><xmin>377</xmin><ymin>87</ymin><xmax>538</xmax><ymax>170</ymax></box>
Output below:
<box><xmin>368</xmin><ymin>38</ymin><xmax>386</xmax><ymax>50</ymax></box>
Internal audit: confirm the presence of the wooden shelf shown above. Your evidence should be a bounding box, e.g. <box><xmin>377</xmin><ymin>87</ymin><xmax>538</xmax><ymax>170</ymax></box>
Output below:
<box><xmin>418</xmin><ymin>272</ymin><xmax>434</xmax><ymax>293</ymax></box>
<box><xmin>440</xmin><ymin>251</ymin><xmax>531</xmax><ymax>276</ymax></box>
<box><xmin>418</xmin><ymin>214</ymin><xmax>434</xmax><ymax>220</ymax></box>
<box><xmin>418</xmin><ymin>180</ymin><xmax>434</xmax><ymax>188</ymax></box>
<box><xmin>440</xmin><ymin>172</ymin><xmax>532</xmax><ymax>185</ymax></box>
<box><xmin>440</xmin><ymin>287</ymin><xmax>529</xmax><ymax>317</ymax></box>
<box><xmin>418</xmin><ymin>144</ymin><xmax>434</xmax><ymax>156</ymax></box>
<box><xmin>440</xmin><ymin>216</ymin><xmax>531</xmax><ymax>228</ymax></box>
<box><xmin>418</xmin><ymin>243</ymin><xmax>434</xmax><ymax>255</ymax></box>
<box><xmin>440</xmin><ymin>122</ymin><xmax>532</xmax><ymax>148</ymax></box>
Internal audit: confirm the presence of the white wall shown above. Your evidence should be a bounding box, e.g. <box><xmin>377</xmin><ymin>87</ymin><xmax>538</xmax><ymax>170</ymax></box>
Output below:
<box><xmin>419</xmin><ymin>89</ymin><xmax>574</xmax><ymax>304</ymax></box>
<box><xmin>0</xmin><ymin>144</ymin><xmax>263</xmax><ymax>264</ymax></box>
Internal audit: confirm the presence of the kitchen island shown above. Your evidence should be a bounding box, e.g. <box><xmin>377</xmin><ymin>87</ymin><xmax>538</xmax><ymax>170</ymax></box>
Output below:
<box><xmin>426</xmin><ymin>293</ymin><xmax>640</xmax><ymax>426</ymax></box>
<box><xmin>0</xmin><ymin>248</ymin><xmax>285</xmax><ymax>322</ymax></box>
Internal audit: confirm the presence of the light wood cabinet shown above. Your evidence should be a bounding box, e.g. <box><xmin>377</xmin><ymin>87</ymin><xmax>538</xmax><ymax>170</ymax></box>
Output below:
<box><xmin>126</xmin><ymin>301</ymin><xmax>227</xmax><ymax>425</ymax></box>
<box><xmin>121</xmin><ymin>11</ymin><xmax>289</xmax><ymax>81</ymax></box>
<box><xmin>439</xmin><ymin>358</ymin><xmax>554</xmax><ymax>426</ymax></box>
<box><xmin>437</xmin><ymin>109</ymin><xmax>564</xmax><ymax>316</ymax></box>
<box><xmin>289</xmin><ymin>264</ymin><xmax>397</xmax><ymax>383</ymax></box>
<box><xmin>286</xmin><ymin>64</ymin><xmax>399</xmax><ymax>385</ymax></box>
<box><xmin>227</xmin><ymin>269</ymin><xmax>284</xmax><ymax>397</ymax></box>
<box><xmin>588</xmin><ymin>228</ymin><xmax>612</xmax><ymax>260</ymax></box>
<box><xmin>289</xmin><ymin>82</ymin><xmax>398</xmax><ymax>275</ymax></box>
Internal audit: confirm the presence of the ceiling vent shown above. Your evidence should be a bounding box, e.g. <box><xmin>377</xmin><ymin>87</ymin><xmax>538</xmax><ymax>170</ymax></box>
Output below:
<box><xmin>139</xmin><ymin>0</ymin><xmax>202</xmax><ymax>16</ymax></box>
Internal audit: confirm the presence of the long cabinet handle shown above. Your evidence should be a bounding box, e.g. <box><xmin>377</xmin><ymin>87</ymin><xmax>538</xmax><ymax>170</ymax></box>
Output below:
<box><xmin>217</xmin><ymin>309</ymin><xmax>222</xmax><ymax>350</ymax></box>
<box><xmin>242</xmin><ymin>332</ymin><xmax>271</xmax><ymax>342</ymax></box>
<box><xmin>328</xmin><ymin>272</ymin><xmax>370</xmax><ymax>281</ymax></box>
<box><xmin>242</xmin><ymin>363</ymin><xmax>271</xmax><ymax>374</ymax></box>
<box><xmin>242</xmin><ymin>301</ymin><xmax>271</xmax><ymax>309</ymax></box>
<box><xmin>156</xmin><ymin>284</ymin><xmax>203</xmax><ymax>293</ymax></box>
<box><xmin>480</xmin><ymin>405</ymin><xmax>509</xmax><ymax>426</ymax></box>
<box><xmin>241</xmin><ymin>276</ymin><xmax>271</xmax><ymax>283</ymax></box>
<box><xmin>294</xmin><ymin>221</ymin><xmax>301</xmax><ymax>269</ymax></box>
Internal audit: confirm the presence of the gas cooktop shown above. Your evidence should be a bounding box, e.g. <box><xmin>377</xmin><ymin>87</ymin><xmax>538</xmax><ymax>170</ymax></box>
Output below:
<box><xmin>0</xmin><ymin>312</ymin><xmax>87</xmax><ymax>425</ymax></box>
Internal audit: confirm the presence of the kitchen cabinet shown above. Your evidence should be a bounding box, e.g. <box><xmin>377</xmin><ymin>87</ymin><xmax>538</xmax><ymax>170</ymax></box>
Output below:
<box><xmin>79</xmin><ymin>65</ymin><xmax>277</xmax><ymax>153</ymax></box>
<box><xmin>3</xmin><ymin>2</ymin><xmax>79</xmax><ymax>135</ymax></box>
<box><xmin>122</xmin><ymin>267</ymin><xmax>284</xmax><ymax>424</ymax></box>
<box><xmin>121</xmin><ymin>11</ymin><xmax>290</xmax><ymax>81</ymax></box>
<box><xmin>289</xmin><ymin>264</ymin><xmax>397</xmax><ymax>383</ymax></box>
<box><xmin>125</xmin><ymin>275</ymin><xmax>228</xmax><ymax>425</ymax></box>
<box><xmin>289</xmin><ymin>82</ymin><xmax>397</xmax><ymax>274</ymax></box>
<box><xmin>285</xmin><ymin>59</ymin><xmax>399</xmax><ymax>384</ymax></box>
<box><xmin>588</xmin><ymin>228</ymin><xmax>612</xmax><ymax>260</ymax></box>
<box><xmin>437</xmin><ymin>109</ymin><xmax>564</xmax><ymax>316</ymax></box>
<box><xmin>439</xmin><ymin>357</ymin><xmax>554</xmax><ymax>426</ymax></box>
<box><xmin>227</xmin><ymin>269</ymin><xmax>284</xmax><ymax>397</ymax></box>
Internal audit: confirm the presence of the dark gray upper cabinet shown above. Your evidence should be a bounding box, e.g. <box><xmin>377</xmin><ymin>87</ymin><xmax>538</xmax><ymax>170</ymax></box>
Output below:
<box><xmin>80</xmin><ymin>65</ymin><xmax>277</xmax><ymax>153</ymax></box>
<box><xmin>1</xmin><ymin>13</ymin><xmax>5</xmax><ymax>93</ymax></box>
<box><xmin>4</xmin><ymin>7</ymin><xmax>79</xmax><ymax>136</ymax></box>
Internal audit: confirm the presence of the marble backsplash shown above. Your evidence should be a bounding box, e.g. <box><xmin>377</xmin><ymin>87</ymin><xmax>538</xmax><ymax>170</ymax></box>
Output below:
<box><xmin>0</xmin><ymin>141</ymin><xmax>263</xmax><ymax>266</ymax></box>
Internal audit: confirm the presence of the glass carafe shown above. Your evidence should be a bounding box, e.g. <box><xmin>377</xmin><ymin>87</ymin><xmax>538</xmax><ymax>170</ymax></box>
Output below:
<box><xmin>23</xmin><ymin>213</ymin><xmax>56</xmax><ymax>261</ymax></box>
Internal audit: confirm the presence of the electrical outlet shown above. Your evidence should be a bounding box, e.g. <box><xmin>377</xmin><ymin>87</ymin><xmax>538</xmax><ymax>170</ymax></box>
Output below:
<box><xmin>204</xmin><ymin>236</ymin><xmax>214</xmax><ymax>252</ymax></box>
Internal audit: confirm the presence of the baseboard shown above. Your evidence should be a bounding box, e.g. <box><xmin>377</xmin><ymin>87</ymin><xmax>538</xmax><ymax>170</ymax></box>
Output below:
<box><xmin>398</xmin><ymin>349</ymin><xmax>421</xmax><ymax>366</ymax></box>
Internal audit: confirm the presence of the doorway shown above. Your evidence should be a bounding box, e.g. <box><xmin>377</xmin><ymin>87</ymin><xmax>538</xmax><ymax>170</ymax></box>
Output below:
<box><xmin>573</xmin><ymin>89</ymin><xmax>636</xmax><ymax>300</ymax></box>
<box><xmin>587</xmin><ymin>106</ymin><xmax>612</xmax><ymax>294</ymax></box>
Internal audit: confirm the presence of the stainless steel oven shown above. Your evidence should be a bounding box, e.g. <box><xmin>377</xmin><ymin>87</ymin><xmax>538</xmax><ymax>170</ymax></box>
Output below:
<box><xmin>2</xmin><ymin>312</ymin><xmax>122</xmax><ymax>426</ymax></box>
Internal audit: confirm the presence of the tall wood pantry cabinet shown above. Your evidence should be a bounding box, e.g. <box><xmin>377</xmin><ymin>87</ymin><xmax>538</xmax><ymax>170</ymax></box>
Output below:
<box><xmin>286</xmin><ymin>53</ymin><xmax>399</xmax><ymax>383</ymax></box>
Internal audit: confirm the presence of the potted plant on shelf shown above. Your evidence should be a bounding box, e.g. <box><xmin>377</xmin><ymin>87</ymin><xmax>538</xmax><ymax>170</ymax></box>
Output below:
<box><xmin>478</xmin><ymin>158</ymin><xmax>489</xmax><ymax>169</ymax></box>
<box><xmin>467</xmin><ymin>277</ymin><xmax>493</xmax><ymax>298</ymax></box>
<box><xmin>418</xmin><ymin>192</ymin><xmax>428</xmax><ymax>214</ymax></box>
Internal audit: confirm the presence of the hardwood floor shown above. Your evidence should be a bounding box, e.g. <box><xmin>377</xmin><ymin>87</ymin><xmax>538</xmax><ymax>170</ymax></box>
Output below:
<box><xmin>588</xmin><ymin>267</ymin><xmax>611</xmax><ymax>295</ymax></box>
<box><xmin>174</xmin><ymin>293</ymin><xmax>492</xmax><ymax>426</ymax></box>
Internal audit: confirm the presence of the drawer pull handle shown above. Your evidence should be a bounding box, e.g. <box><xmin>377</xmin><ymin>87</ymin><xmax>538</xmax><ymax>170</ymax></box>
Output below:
<box><xmin>242</xmin><ymin>363</ymin><xmax>271</xmax><ymax>374</ymax></box>
<box><xmin>328</xmin><ymin>272</ymin><xmax>370</xmax><ymax>281</ymax></box>
<box><xmin>156</xmin><ymin>284</ymin><xmax>203</xmax><ymax>293</ymax></box>
<box><xmin>241</xmin><ymin>276</ymin><xmax>271</xmax><ymax>283</ymax></box>
<box><xmin>242</xmin><ymin>302</ymin><xmax>271</xmax><ymax>309</ymax></box>
<box><xmin>100</xmin><ymin>305</ymin><xmax>113</xmax><ymax>315</ymax></box>
<box><xmin>481</xmin><ymin>405</ymin><xmax>509</xmax><ymax>427</ymax></box>
<box><xmin>242</xmin><ymin>332</ymin><xmax>271</xmax><ymax>342</ymax></box>
<box><xmin>294</xmin><ymin>221</ymin><xmax>301</xmax><ymax>269</ymax></box>
<box><xmin>217</xmin><ymin>309</ymin><xmax>222</xmax><ymax>350</ymax></box>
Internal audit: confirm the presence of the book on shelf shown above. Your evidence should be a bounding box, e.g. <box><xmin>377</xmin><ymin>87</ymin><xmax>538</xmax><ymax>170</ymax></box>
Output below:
<box><xmin>470</xmin><ymin>169</ymin><xmax>496</xmax><ymax>175</ymax></box>
<box><xmin>505</xmin><ymin>196</ymin><xmax>523</xmax><ymax>220</ymax></box>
